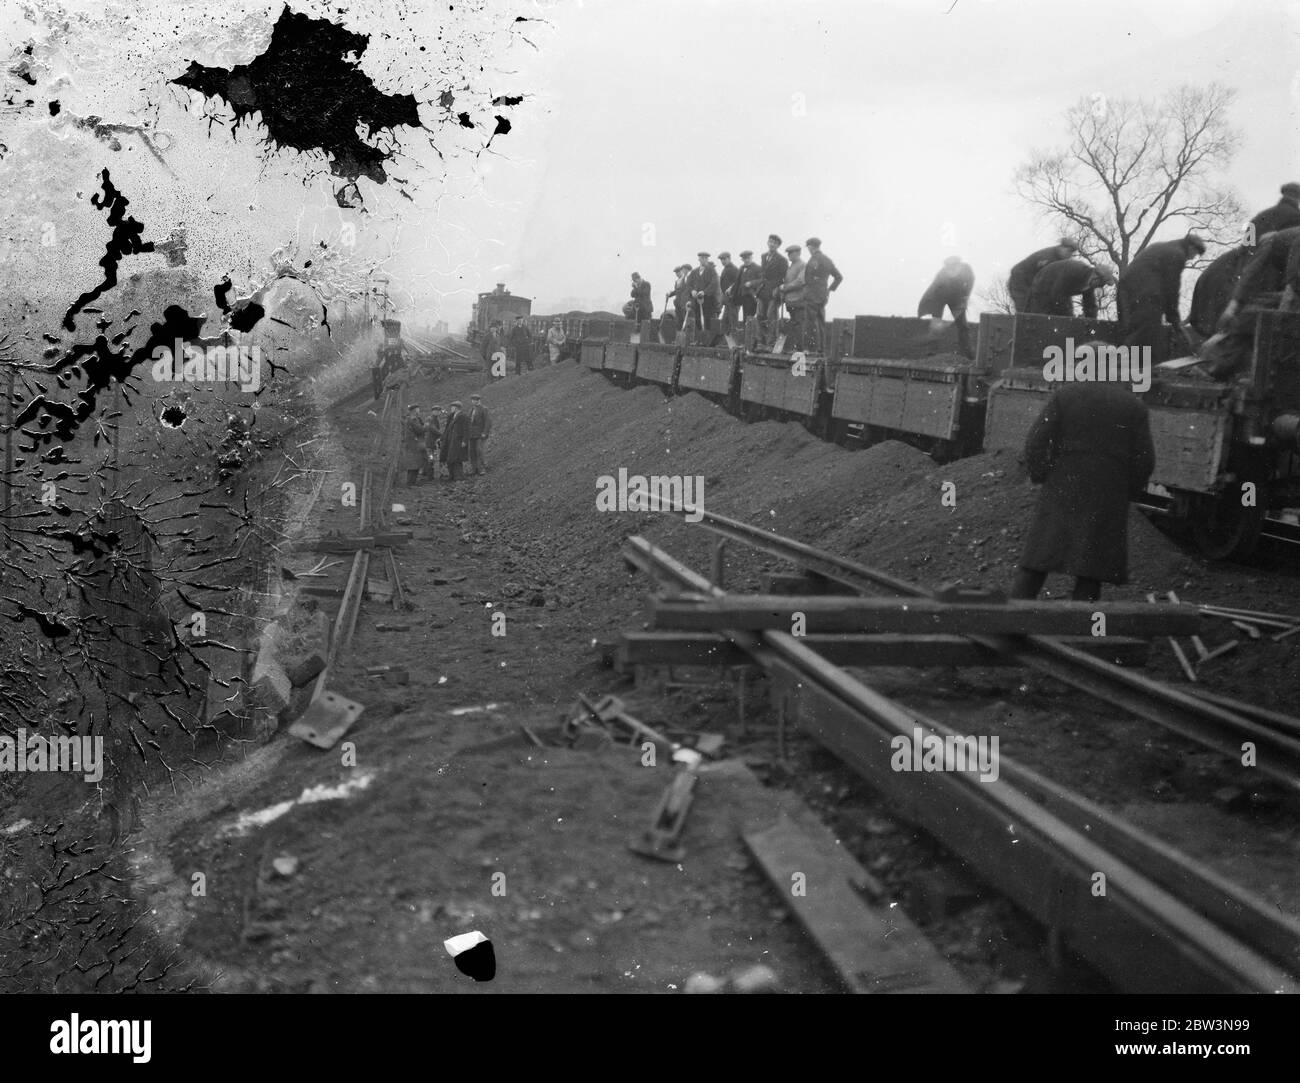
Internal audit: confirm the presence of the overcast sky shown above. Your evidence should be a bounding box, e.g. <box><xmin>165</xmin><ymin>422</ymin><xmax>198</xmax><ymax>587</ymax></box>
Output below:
<box><xmin>2</xmin><ymin>0</ymin><xmax>1296</xmax><ymax>335</ymax></box>
<box><xmin>465</xmin><ymin>0</ymin><xmax>1299</xmax><ymax>324</ymax></box>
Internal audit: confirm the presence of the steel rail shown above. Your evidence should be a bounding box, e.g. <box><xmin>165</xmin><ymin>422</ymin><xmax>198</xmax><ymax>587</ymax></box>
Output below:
<box><xmin>681</xmin><ymin>508</ymin><xmax>1300</xmax><ymax>787</ymax></box>
<box><xmin>623</xmin><ymin>535</ymin><xmax>1300</xmax><ymax>992</ymax></box>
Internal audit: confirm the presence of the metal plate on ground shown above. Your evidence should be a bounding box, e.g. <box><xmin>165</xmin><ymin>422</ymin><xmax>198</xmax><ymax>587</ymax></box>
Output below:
<box><xmin>289</xmin><ymin>690</ymin><xmax>366</xmax><ymax>749</ymax></box>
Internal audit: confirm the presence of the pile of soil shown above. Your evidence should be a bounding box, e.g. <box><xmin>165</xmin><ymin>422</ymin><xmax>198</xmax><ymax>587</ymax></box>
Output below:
<box><xmin>17</xmin><ymin>358</ymin><xmax>1292</xmax><ymax>996</ymax></box>
<box><xmin>471</xmin><ymin>364</ymin><xmax>1300</xmax><ymax>935</ymax></box>
<box><xmin>480</xmin><ymin>364</ymin><xmax>1300</xmax><ymax>712</ymax></box>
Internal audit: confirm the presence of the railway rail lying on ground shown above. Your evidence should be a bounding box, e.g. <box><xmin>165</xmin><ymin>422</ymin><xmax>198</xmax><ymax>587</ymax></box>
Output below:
<box><xmin>619</xmin><ymin>511</ymin><xmax>1300</xmax><ymax>993</ymax></box>
<box><xmin>288</xmin><ymin>383</ymin><xmax>409</xmax><ymax>725</ymax></box>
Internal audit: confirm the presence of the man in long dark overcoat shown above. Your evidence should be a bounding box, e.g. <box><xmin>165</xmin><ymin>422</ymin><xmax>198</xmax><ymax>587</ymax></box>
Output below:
<box><xmin>509</xmin><ymin>317</ymin><xmax>534</xmax><ymax>375</ymax></box>
<box><xmin>440</xmin><ymin>400</ymin><xmax>470</xmax><ymax>481</ymax></box>
<box><xmin>1010</xmin><ymin>375</ymin><xmax>1155</xmax><ymax>603</ymax></box>
<box><xmin>401</xmin><ymin>404</ymin><xmax>426</xmax><ymax>487</ymax></box>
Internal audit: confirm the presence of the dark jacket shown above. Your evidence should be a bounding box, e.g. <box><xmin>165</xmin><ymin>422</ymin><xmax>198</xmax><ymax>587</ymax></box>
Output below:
<box><xmin>760</xmin><ymin>250</ymin><xmax>789</xmax><ymax>297</ymax></box>
<box><xmin>1010</xmin><ymin>246</ymin><xmax>1068</xmax><ymax>293</ymax></box>
<box><xmin>688</xmin><ymin>264</ymin><xmax>720</xmax><ymax>302</ymax></box>
<box><xmin>1026</xmin><ymin>259</ymin><xmax>1101</xmax><ymax>318</ymax></box>
<box><xmin>425</xmin><ymin>414</ymin><xmax>441</xmax><ymax>450</ymax></box>
<box><xmin>508</xmin><ymin>323</ymin><xmax>532</xmax><ymax>353</ymax></box>
<box><xmin>669</xmin><ymin>272</ymin><xmax>691</xmax><ymax>314</ymax></box>
<box><xmin>803</xmin><ymin>250</ymin><xmax>843</xmax><ymax>304</ymax></box>
<box><xmin>466</xmin><ymin>403</ymin><xmax>491</xmax><ymax>439</ymax></box>
<box><xmin>403</xmin><ymin>414</ymin><xmax>427</xmax><ymax>471</ymax></box>
<box><xmin>1233</xmin><ymin>226</ymin><xmax>1300</xmax><ymax>304</ymax></box>
<box><xmin>1020</xmin><ymin>382</ymin><xmax>1155</xmax><ymax>584</ymax></box>
<box><xmin>1117</xmin><ymin>240</ymin><xmax>1194</xmax><ymax>325</ymax></box>
<box><xmin>1189</xmin><ymin>246</ymin><xmax>1253</xmax><ymax>335</ymax></box>
<box><xmin>720</xmin><ymin>263</ymin><xmax>740</xmax><ymax>302</ymax></box>
<box><xmin>480</xmin><ymin>329</ymin><xmax>501</xmax><ymax>363</ymax></box>
<box><xmin>631</xmin><ymin>278</ymin><xmax>653</xmax><ymax>316</ymax></box>
<box><xmin>440</xmin><ymin>409</ymin><xmax>469</xmax><ymax>464</ymax></box>
<box><xmin>1250</xmin><ymin>197</ymin><xmax>1300</xmax><ymax>240</ymax></box>
<box><xmin>737</xmin><ymin>261</ymin><xmax>762</xmax><ymax>298</ymax></box>
<box><xmin>917</xmin><ymin>262</ymin><xmax>975</xmax><ymax>317</ymax></box>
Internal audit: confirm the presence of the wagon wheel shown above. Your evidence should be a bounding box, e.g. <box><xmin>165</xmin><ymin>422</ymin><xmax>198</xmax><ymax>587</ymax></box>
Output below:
<box><xmin>1191</xmin><ymin>489</ymin><xmax>1265</xmax><ymax>561</ymax></box>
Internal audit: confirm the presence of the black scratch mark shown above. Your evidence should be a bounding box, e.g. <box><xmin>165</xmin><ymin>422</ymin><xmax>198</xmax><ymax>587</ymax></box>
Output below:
<box><xmin>63</xmin><ymin>170</ymin><xmax>155</xmax><ymax>332</ymax></box>
<box><xmin>172</xmin><ymin>6</ymin><xmax>421</xmax><ymax>187</ymax></box>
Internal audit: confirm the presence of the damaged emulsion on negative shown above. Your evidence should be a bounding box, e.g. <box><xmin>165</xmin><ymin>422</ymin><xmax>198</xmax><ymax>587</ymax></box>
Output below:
<box><xmin>171</xmin><ymin>7</ymin><xmax>422</xmax><ymax>186</ymax></box>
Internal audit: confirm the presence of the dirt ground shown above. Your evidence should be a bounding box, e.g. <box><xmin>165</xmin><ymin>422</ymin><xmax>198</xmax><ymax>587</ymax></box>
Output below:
<box><xmin>5</xmin><ymin>357</ymin><xmax>1299</xmax><ymax>994</ymax></box>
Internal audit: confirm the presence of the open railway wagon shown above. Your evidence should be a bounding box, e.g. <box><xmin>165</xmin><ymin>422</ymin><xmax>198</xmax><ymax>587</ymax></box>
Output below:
<box><xmin>827</xmin><ymin>315</ymin><xmax>982</xmax><ymax>460</ymax></box>
<box><xmin>643</xmin><ymin>317</ymin><xmax>747</xmax><ymax>403</ymax></box>
<box><xmin>523</xmin><ymin>314</ymin><xmax>587</xmax><ymax>363</ymax></box>
<box><xmin>827</xmin><ymin>312</ymin><xmax>1183</xmax><ymax>462</ymax></box>
<box><xmin>985</xmin><ymin>308</ymin><xmax>1300</xmax><ymax>560</ymax></box>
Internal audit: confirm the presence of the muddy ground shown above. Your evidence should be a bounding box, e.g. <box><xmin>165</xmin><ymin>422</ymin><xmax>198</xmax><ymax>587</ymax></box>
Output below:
<box><xmin>3</xmin><ymin>357</ymin><xmax>1299</xmax><ymax>994</ymax></box>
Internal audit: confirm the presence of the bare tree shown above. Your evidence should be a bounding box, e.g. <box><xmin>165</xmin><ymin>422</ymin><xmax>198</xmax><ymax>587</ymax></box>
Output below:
<box><xmin>977</xmin><ymin>278</ymin><xmax>1016</xmax><ymax>316</ymax></box>
<box><xmin>1014</xmin><ymin>84</ymin><xmax>1244</xmax><ymax>271</ymax></box>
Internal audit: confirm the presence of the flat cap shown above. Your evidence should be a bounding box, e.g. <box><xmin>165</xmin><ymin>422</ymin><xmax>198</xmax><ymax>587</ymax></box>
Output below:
<box><xmin>717</xmin><ymin>251</ymin><xmax>731</xmax><ymax>260</ymax></box>
<box><xmin>450</xmin><ymin>400</ymin><xmax>463</xmax><ymax>407</ymax></box>
<box><xmin>470</xmin><ymin>392</ymin><xmax>482</xmax><ymax>399</ymax></box>
<box><xmin>1059</xmin><ymin>237</ymin><xmax>1079</xmax><ymax>250</ymax></box>
<box><xmin>1282</xmin><ymin>182</ymin><xmax>1300</xmax><ymax>198</ymax></box>
<box><xmin>697</xmin><ymin>251</ymin><xmax>710</xmax><ymax>258</ymax></box>
<box><xmin>1092</xmin><ymin>262</ymin><xmax>1117</xmax><ymax>286</ymax></box>
<box><xmin>805</xmin><ymin>236</ymin><xmax>821</xmax><ymax>247</ymax></box>
<box><xmin>739</xmin><ymin>249</ymin><xmax>754</xmax><ymax>258</ymax></box>
<box><xmin>785</xmin><ymin>244</ymin><xmax>802</xmax><ymax>253</ymax></box>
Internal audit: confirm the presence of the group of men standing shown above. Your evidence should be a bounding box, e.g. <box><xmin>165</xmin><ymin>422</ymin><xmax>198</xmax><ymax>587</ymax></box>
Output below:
<box><xmin>401</xmin><ymin>394</ymin><xmax>492</xmax><ymax>485</ymax></box>
<box><xmin>659</xmin><ymin>235</ymin><xmax>843</xmax><ymax>352</ymax></box>
<box><xmin>480</xmin><ymin>317</ymin><xmax>539</xmax><ymax>377</ymax></box>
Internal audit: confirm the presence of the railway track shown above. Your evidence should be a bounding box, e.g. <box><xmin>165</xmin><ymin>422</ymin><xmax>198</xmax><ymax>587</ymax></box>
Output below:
<box><xmin>300</xmin><ymin>382</ymin><xmax>406</xmax><ymax>705</ymax></box>
<box><xmin>681</xmin><ymin>509</ymin><xmax>1300</xmax><ymax>785</ymax></box>
<box><xmin>621</xmin><ymin>513</ymin><xmax>1300</xmax><ymax>992</ymax></box>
